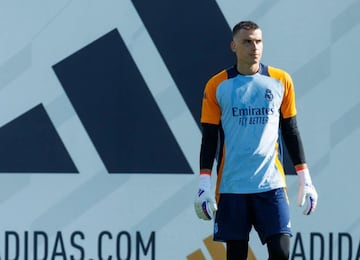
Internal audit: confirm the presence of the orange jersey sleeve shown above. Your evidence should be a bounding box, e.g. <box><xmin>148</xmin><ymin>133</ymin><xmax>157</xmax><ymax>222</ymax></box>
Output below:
<box><xmin>268</xmin><ymin>66</ymin><xmax>297</xmax><ymax>119</ymax></box>
<box><xmin>200</xmin><ymin>70</ymin><xmax>228</xmax><ymax>124</ymax></box>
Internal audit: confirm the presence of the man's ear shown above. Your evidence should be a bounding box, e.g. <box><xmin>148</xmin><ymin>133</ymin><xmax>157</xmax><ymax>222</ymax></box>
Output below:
<box><xmin>230</xmin><ymin>41</ymin><xmax>236</xmax><ymax>53</ymax></box>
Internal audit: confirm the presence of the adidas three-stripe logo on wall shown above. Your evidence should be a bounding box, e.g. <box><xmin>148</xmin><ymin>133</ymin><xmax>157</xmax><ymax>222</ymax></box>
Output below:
<box><xmin>0</xmin><ymin>1</ymin><xmax>233</xmax><ymax>174</ymax></box>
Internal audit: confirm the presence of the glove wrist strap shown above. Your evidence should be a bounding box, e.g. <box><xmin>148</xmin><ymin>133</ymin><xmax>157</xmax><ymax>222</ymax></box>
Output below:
<box><xmin>296</xmin><ymin>167</ymin><xmax>312</xmax><ymax>186</ymax></box>
<box><xmin>199</xmin><ymin>173</ymin><xmax>211</xmax><ymax>191</ymax></box>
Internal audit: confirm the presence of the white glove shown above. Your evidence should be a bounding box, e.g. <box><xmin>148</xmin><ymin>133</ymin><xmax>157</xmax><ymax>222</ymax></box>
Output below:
<box><xmin>194</xmin><ymin>174</ymin><xmax>217</xmax><ymax>220</ymax></box>
<box><xmin>296</xmin><ymin>167</ymin><xmax>318</xmax><ymax>215</ymax></box>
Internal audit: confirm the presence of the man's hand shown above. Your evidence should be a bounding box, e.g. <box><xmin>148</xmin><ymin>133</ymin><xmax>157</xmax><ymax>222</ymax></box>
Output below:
<box><xmin>194</xmin><ymin>173</ymin><xmax>217</xmax><ymax>220</ymax></box>
<box><xmin>296</xmin><ymin>167</ymin><xmax>318</xmax><ymax>215</ymax></box>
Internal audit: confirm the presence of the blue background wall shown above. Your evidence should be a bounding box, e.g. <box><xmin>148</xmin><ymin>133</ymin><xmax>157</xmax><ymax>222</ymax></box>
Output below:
<box><xmin>0</xmin><ymin>0</ymin><xmax>359</xmax><ymax>259</ymax></box>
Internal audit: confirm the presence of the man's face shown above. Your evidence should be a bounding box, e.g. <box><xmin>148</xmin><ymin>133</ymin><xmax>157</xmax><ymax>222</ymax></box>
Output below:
<box><xmin>231</xmin><ymin>28</ymin><xmax>263</xmax><ymax>66</ymax></box>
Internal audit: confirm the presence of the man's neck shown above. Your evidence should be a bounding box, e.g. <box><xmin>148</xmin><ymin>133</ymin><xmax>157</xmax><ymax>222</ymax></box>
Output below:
<box><xmin>236</xmin><ymin>63</ymin><xmax>260</xmax><ymax>75</ymax></box>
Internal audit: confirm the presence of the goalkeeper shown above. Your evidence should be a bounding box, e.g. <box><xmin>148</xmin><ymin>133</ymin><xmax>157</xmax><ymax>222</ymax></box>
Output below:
<box><xmin>194</xmin><ymin>20</ymin><xmax>318</xmax><ymax>260</ymax></box>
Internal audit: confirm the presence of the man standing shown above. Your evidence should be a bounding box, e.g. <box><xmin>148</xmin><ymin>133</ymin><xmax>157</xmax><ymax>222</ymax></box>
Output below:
<box><xmin>194</xmin><ymin>21</ymin><xmax>318</xmax><ymax>260</ymax></box>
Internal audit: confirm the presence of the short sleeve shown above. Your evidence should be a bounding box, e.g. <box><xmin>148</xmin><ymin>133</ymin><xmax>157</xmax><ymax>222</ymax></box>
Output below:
<box><xmin>268</xmin><ymin>66</ymin><xmax>297</xmax><ymax>119</ymax></box>
<box><xmin>200</xmin><ymin>70</ymin><xmax>228</xmax><ymax>124</ymax></box>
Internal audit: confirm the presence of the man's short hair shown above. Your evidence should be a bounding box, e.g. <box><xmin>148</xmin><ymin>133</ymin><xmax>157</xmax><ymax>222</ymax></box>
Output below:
<box><xmin>232</xmin><ymin>21</ymin><xmax>260</xmax><ymax>37</ymax></box>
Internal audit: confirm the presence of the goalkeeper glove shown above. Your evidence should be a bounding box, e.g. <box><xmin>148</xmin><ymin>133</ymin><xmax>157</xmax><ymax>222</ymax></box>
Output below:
<box><xmin>194</xmin><ymin>173</ymin><xmax>217</xmax><ymax>220</ymax></box>
<box><xmin>296</xmin><ymin>166</ymin><xmax>318</xmax><ymax>215</ymax></box>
